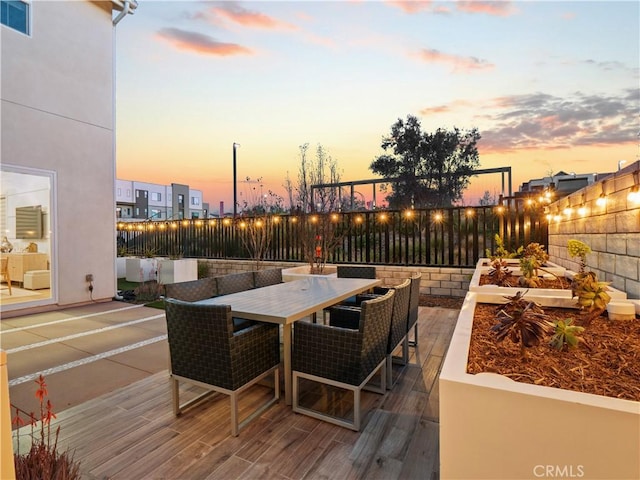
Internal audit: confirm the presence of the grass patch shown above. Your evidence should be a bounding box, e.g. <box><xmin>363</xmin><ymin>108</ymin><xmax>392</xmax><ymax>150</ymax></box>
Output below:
<box><xmin>117</xmin><ymin>278</ymin><xmax>139</xmax><ymax>291</ymax></box>
<box><xmin>145</xmin><ymin>300</ymin><xmax>165</xmax><ymax>310</ymax></box>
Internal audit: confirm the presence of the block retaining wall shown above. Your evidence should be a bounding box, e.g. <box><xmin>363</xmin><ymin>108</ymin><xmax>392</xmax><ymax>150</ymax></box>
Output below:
<box><xmin>199</xmin><ymin>259</ymin><xmax>474</xmax><ymax>298</ymax></box>
<box><xmin>547</xmin><ymin>160</ymin><xmax>639</xmax><ymax>299</ymax></box>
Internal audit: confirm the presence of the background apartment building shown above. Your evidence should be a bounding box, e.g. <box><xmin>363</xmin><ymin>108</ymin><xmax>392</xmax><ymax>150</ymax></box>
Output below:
<box><xmin>116</xmin><ymin>179</ymin><xmax>208</xmax><ymax>221</ymax></box>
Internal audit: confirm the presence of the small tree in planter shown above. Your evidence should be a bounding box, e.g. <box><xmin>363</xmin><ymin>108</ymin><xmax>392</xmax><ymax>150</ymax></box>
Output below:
<box><xmin>284</xmin><ymin>143</ymin><xmax>346</xmax><ymax>274</ymax></box>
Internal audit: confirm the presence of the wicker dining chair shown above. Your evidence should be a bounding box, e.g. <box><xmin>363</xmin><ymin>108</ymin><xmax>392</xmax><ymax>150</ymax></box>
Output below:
<box><xmin>352</xmin><ymin>272</ymin><xmax>422</xmax><ymax>365</ymax></box>
<box><xmin>253</xmin><ymin>268</ymin><xmax>283</xmax><ymax>288</ymax></box>
<box><xmin>164</xmin><ymin>299</ymin><xmax>280</xmax><ymax>436</ymax></box>
<box><xmin>292</xmin><ymin>289</ymin><xmax>394</xmax><ymax>431</ymax></box>
<box><xmin>329</xmin><ymin>278</ymin><xmax>411</xmax><ymax>388</ymax></box>
<box><xmin>163</xmin><ymin>277</ymin><xmax>217</xmax><ymax>302</ymax></box>
<box><xmin>216</xmin><ymin>271</ymin><xmax>256</xmax><ymax>295</ymax></box>
<box><xmin>402</xmin><ymin>272</ymin><xmax>422</xmax><ymax>363</ymax></box>
<box><xmin>322</xmin><ymin>265</ymin><xmax>377</xmax><ymax>322</ymax></box>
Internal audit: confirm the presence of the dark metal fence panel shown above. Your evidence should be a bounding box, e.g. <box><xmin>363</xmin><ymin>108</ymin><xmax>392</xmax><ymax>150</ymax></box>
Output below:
<box><xmin>116</xmin><ymin>204</ymin><xmax>548</xmax><ymax>268</ymax></box>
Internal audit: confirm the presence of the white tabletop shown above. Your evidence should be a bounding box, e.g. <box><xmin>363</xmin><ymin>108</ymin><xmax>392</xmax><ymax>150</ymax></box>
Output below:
<box><xmin>196</xmin><ymin>276</ymin><xmax>380</xmax><ymax>324</ymax></box>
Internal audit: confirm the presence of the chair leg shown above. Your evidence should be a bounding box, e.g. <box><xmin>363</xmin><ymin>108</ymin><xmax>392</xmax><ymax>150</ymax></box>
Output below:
<box><xmin>386</xmin><ymin>355</ymin><xmax>393</xmax><ymax>389</ymax></box>
<box><xmin>353</xmin><ymin>388</ymin><xmax>361</xmax><ymax>431</ymax></box>
<box><xmin>172</xmin><ymin>377</ymin><xmax>180</xmax><ymax>416</ymax></box>
<box><xmin>230</xmin><ymin>392</ymin><xmax>239</xmax><ymax>437</ymax></box>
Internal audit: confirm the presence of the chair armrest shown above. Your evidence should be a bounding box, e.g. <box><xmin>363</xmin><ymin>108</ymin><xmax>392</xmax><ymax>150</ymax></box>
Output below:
<box><xmin>293</xmin><ymin>321</ymin><xmax>365</xmax><ymax>385</ymax></box>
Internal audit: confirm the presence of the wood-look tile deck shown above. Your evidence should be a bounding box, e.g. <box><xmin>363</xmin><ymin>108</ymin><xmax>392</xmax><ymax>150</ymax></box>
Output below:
<box><xmin>23</xmin><ymin>306</ymin><xmax>459</xmax><ymax>480</ymax></box>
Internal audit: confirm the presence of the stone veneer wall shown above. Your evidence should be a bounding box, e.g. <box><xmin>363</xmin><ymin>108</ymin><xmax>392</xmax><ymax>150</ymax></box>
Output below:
<box><xmin>547</xmin><ymin>160</ymin><xmax>640</xmax><ymax>299</ymax></box>
<box><xmin>199</xmin><ymin>259</ymin><xmax>474</xmax><ymax>298</ymax></box>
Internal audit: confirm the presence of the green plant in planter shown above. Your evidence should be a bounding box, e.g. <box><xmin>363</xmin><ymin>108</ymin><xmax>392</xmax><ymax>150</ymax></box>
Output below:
<box><xmin>567</xmin><ymin>240</ymin><xmax>611</xmax><ymax>325</ymax></box>
<box><xmin>518</xmin><ymin>243</ymin><xmax>549</xmax><ymax>288</ymax></box>
<box><xmin>485</xmin><ymin>234</ymin><xmax>523</xmax><ymax>260</ymax></box>
<box><xmin>549</xmin><ymin>318</ymin><xmax>585</xmax><ymax>351</ymax></box>
<box><xmin>567</xmin><ymin>239</ymin><xmax>590</xmax><ymax>273</ymax></box>
<box><xmin>491</xmin><ymin>291</ymin><xmax>550</xmax><ymax>360</ymax></box>
<box><xmin>488</xmin><ymin>258</ymin><xmax>514</xmax><ymax>286</ymax></box>
<box><xmin>572</xmin><ymin>271</ymin><xmax>611</xmax><ymax>325</ymax></box>
<box><xmin>518</xmin><ymin>256</ymin><xmax>543</xmax><ymax>288</ymax></box>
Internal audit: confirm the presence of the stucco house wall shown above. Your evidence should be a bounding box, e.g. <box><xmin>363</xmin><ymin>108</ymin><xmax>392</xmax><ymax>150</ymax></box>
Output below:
<box><xmin>2</xmin><ymin>1</ymin><xmax>126</xmax><ymax>311</ymax></box>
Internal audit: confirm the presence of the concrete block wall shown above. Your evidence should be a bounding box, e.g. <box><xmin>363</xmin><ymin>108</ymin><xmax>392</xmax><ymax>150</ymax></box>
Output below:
<box><xmin>547</xmin><ymin>160</ymin><xmax>640</xmax><ymax>299</ymax></box>
<box><xmin>198</xmin><ymin>259</ymin><xmax>474</xmax><ymax>298</ymax></box>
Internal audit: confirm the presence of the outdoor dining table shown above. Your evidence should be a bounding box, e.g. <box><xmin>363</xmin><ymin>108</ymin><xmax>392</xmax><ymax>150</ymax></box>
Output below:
<box><xmin>196</xmin><ymin>275</ymin><xmax>381</xmax><ymax>405</ymax></box>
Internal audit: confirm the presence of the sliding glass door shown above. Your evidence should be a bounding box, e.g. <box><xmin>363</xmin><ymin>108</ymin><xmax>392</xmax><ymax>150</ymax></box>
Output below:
<box><xmin>1</xmin><ymin>165</ymin><xmax>56</xmax><ymax>311</ymax></box>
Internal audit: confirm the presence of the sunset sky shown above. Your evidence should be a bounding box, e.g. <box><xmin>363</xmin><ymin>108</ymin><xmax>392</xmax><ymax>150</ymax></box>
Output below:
<box><xmin>114</xmin><ymin>1</ymin><xmax>639</xmax><ymax>214</ymax></box>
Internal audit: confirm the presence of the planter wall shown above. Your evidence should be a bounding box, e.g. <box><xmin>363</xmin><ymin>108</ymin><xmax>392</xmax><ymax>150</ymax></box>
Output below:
<box><xmin>116</xmin><ymin>257</ymin><xmax>127</xmax><ymax>279</ymax></box>
<box><xmin>158</xmin><ymin>259</ymin><xmax>198</xmax><ymax>285</ymax></box>
<box><xmin>125</xmin><ymin>257</ymin><xmax>158</xmax><ymax>283</ymax></box>
<box><xmin>282</xmin><ymin>265</ymin><xmax>337</xmax><ymax>282</ymax></box>
<box><xmin>439</xmin><ymin>292</ymin><xmax>640</xmax><ymax>480</ymax></box>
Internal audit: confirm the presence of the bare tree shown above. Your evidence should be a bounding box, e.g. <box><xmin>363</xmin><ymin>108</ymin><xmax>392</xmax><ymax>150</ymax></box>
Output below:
<box><xmin>286</xmin><ymin>143</ymin><xmax>345</xmax><ymax>273</ymax></box>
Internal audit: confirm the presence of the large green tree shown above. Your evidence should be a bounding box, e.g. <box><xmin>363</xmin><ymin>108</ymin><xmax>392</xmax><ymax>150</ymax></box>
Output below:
<box><xmin>370</xmin><ymin>115</ymin><xmax>481</xmax><ymax>208</ymax></box>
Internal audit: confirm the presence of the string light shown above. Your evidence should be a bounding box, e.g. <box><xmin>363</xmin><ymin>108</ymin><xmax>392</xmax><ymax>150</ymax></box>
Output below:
<box><xmin>596</xmin><ymin>181</ymin><xmax>607</xmax><ymax>207</ymax></box>
<box><xmin>628</xmin><ymin>171</ymin><xmax>640</xmax><ymax>204</ymax></box>
<box><xmin>578</xmin><ymin>204</ymin><xmax>587</xmax><ymax>216</ymax></box>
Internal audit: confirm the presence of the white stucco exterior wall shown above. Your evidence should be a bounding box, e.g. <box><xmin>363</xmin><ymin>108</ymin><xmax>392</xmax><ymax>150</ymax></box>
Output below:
<box><xmin>2</xmin><ymin>1</ymin><xmax>118</xmax><ymax>308</ymax></box>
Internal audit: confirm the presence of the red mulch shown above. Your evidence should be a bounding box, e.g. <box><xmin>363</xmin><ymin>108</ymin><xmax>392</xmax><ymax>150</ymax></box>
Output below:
<box><xmin>479</xmin><ymin>274</ymin><xmax>570</xmax><ymax>289</ymax></box>
<box><xmin>467</xmin><ymin>303</ymin><xmax>640</xmax><ymax>402</ymax></box>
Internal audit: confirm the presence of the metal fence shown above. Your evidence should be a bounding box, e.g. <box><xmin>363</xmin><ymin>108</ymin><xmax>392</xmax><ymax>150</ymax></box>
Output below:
<box><xmin>116</xmin><ymin>202</ymin><xmax>548</xmax><ymax>268</ymax></box>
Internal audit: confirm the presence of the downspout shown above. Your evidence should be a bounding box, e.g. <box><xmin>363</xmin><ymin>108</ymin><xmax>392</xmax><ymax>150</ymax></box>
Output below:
<box><xmin>112</xmin><ymin>1</ymin><xmax>129</xmax><ymax>300</ymax></box>
<box><xmin>113</xmin><ymin>0</ymin><xmax>130</xmax><ymax>26</ymax></box>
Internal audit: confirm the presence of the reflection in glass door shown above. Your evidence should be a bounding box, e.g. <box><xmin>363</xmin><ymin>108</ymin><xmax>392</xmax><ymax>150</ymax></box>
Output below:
<box><xmin>0</xmin><ymin>166</ymin><xmax>55</xmax><ymax>311</ymax></box>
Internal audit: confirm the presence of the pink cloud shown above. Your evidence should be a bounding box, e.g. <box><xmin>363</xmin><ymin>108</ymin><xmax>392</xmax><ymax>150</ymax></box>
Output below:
<box><xmin>415</xmin><ymin>48</ymin><xmax>495</xmax><ymax>72</ymax></box>
<box><xmin>211</xmin><ymin>4</ymin><xmax>297</xmax><ymax>30</ymax></box>
<box><xmin>385</xmin><ymin>1</ymin><xmax>433</xmax><ymax>14</ymax></box>
<box><xmin>420</xmin><ymin>99</ymin><xmax>473</xmax><ymax>115</ymax></box>
<box><xmin>456</xmin><ymin>1</ymin><xmax>515</xmax><ymax>16</ymax></box>
<box><xmin>156</xmin><ymin>28</ymin><xmax>252</xmax><ymax>56</ymax></box>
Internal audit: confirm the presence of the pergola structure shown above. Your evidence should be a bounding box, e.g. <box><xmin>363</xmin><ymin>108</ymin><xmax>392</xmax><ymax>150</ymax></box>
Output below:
<box><xmin>310</xmin><ymin>166</ymin><xmax>512</xmax><ymax>211</ymax></box>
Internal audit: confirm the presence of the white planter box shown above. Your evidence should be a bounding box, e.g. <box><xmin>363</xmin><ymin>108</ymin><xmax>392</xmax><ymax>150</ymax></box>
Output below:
<box><xmin>469</xmin><ymin>266</ymin><xmax>627</xmax><ymax>304</ymax></box>
<box><xmin>439</xmin><ymin>292</ymin><xmax>640</xmax><ymax>480</ymax></box>
<box><xmin>282</xmin><ymin>265</ymin><xmax>337</xmax><ymax>282</ymax></box>
<box><xmin>158</xmin><ymin>259</ymin><xmax>198</xmax><ymax>285</ymax></box>
<box><xmin>125</xmin><ymin>257</ymin><xmax>158</xmax><ymax>282</ymax></box>
<box><xmin>116</xmin><ymin>257</ymin><xmax>127</xmax><ymax>279</ymax></box>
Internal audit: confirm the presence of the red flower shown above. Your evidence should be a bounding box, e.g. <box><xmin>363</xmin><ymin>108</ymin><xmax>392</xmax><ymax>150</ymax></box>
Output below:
<box><xmin>35</xmin><ymin>374</ymin><xmax>48</xmax><ymax>402</ymax></box>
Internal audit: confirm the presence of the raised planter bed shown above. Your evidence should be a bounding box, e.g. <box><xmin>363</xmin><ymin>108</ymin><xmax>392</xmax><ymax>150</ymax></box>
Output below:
<box><xmin>439</xmin><ymin>292</ymin><xmax>640</xmax><ymax>480</ymax></box>
<box><xmin>282</xmin><ymin>265</ymin><xmax>337</xmax><ymax>282</ymax></box>
<box><xmin>125</xmin><ymin>257</ymin><xmax>159</xmax><ymax>283</ymax></box>
<box><xmin>158</xmin><ymin>258</ymin><xmax>197</xmax><ymax>285</ymax></box>
<box><xmin>475</xmin><ymin>257</ymin><xmax>566</xmax><ymax>276</ymax></box>
<box><xmin>469</xmin><ymin>267</ymin><xmax>628</xmax><ymax>305</ymax></box>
